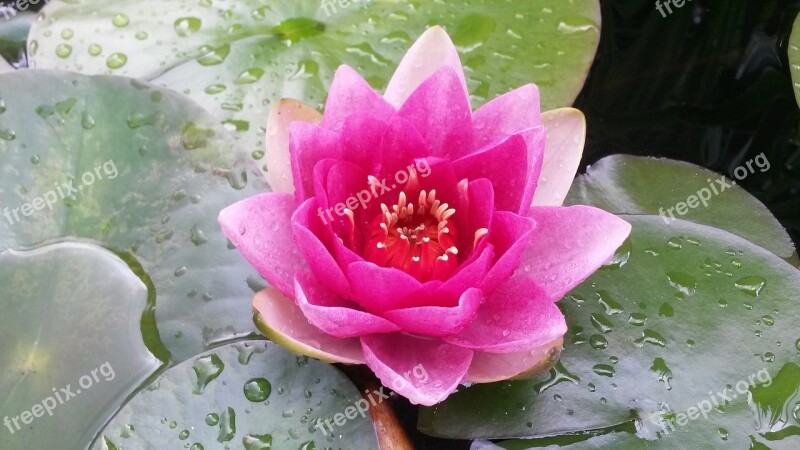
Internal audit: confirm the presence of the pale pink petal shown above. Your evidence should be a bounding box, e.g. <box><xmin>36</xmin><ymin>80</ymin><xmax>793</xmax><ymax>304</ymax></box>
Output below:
<box><xmin>294</xmin><ymin>274</ymin><xmax>400</xmax><ymax>338</ymax></box>
<box><xmin>525</xmin><ymin>206</ymin><xmax>631</xmax><ymax>300</ymax></box>
<box><xmin>218</xmin><ymin>193</ymin><xmax>305</xmax><ymax>297</ymax></box>
<box><xmin>443</xmin><ymin>276</ymin><xmax>567</xmax><ymax>353</ymax></box>
<box><xmin>467</xmin><ymin>338</ymin><xmax>563</xmax><ymax>383</ymax></box>
<box><xmin>397</xmin><ymin>67</ymin><xmax>474</xmax><ymax>159</ymax></box>
<box><xmin>472</xmin><ymin>84</ymin><xmax>542</xmax><ymax>148</ymax></box>
<box><xmin>384</xmin><ymin>26</ymin><xmax>468</xmax><ymax>108</ymax></box>
<box><xmin>265</xmin><ymin>99</ymin><xmax>322</xmax><ymax>194</ymax></box>
<box><xmin>361</xmin><ymin>334</ymin><xmax>473</xmax><ymax>406</ymax></box>
<box><xmin>322</xmin><ymin>65</ymin><xmax>395</xmax><ymax>132</ymax></box>
<box><xmin>383</xmin><ymin>288</ymin><xmax>483</xmax><ymax>336</ymax></box>
<box><xmin>253</xmin><ymin>288</ymin><xmax>364</xmax><ymax>364</ymax></box>
<box><xmin>532</xmin><ymin>108</ymin><xmax>586</xmax><ymax>206</ymax></box>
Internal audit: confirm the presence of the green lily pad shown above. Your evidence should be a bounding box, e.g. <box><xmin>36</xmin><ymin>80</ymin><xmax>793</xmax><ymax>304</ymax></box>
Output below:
<box><xmin>28</xmin><ymin>0</ymin><xmax>601</xmax><ymax>180</ymax></box>
<box><xmin>0</xmin><ymin>70</ymin><xmax>263</xmax><ymax>362</ymax></box>
<box><xmin>0</xmin><ymin>242</ymin><xmax>160</xmax><ymax>449</ymax></box>
<box><xmin>419</xmin><ymin>216</ymin><xmax>800</xmax><ymax>449</ymax></box>
<box><xmin>565</xmin><ymin>155</ymin><xmax>796</xmax><ymax>259</ymax></box>
<box><xmin>92</xmin><ymin>340</ymin><xmax>379</xmax><ymax>450</ymax></box>
<box><xmin>789</xmin><ymin>11</ymin><xmax>800</xmax><ymax>109</ymax></box>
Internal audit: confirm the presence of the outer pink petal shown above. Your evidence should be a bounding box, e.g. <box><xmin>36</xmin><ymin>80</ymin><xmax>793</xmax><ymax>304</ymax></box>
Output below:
<box><xmin>442</xmin><ymin>276</ymin><xmax>567</xmax><ymax>353</ymax></box>
<box><xmin>346</xmin><ymin>261</ymin><xmax>423</xmax><ymax>313</ymax></box>
<box><xmin>294</xmin><ymin>274</ymin><xmax>400</xmax><ymax>338</ymax></box>
<box><xmin>481</xmin><ymin>211</ymin><xmax>536</xmax><ymax>293</ymax></box>
<box><xmin>397</xmin><ymin>67</ymin><xmax>474</xmax><ymax>160</ymax></box>
<box><xmin>472</xmin><ymin>84</ymin><xmax>542</xmax><ymax>148</ymax></box>
<box><xmin>265</xmin><ymin>99</ymin><xmax>322</xmax><ymax>194</ymax></box>
<box><xmin>289</xmin><ymin>122</ymin><xmax>342</xmax><ymax>202</ymax></box>
<box><xmin>466</xmin><ymin>338</ymin><xmax>563</xmax><ymax>383</ymax></box>
<box><xmin>292</xmin><ymin>198</ymin><xmax>352</xmax><ymax>298</ymax></box>
<box><xmin>384</xmin><ymin>26</ymin><xmax>468</xmax><ymax>109</ymax></box>
<box><xmin>383</xmin><ymin>288</ymin><xmax>483</xmax><ymax>336</ymax></box>
<box><xmin>322</xmin><ymin>65</ymin><xmax>395</xmax><ymax>132</ymax></box>
<box><xmin>218</xmin><ymin>193</ymin><xmax>305</xmax><ymax>297</ymax></box>
<box><xmin>377</xmin><ymin>115</ymin><xmax>431</xmax><ymax>179</ymax></box>
<box><xmin>525</xmin><ymin>206</ymin><xmax>631</xmax><ymax>300</ymax></box>
<box><xmin>253</xmin><ymin>288</ymin><xmax>365</xmax><ymax>364</ymax></box>
<box><xmin>532</xmin><ymin>108</ymin><xmax>586</xmax><ymax>206</ymax></box>
<box><xmin>361</xmin><ymin>334</ymin><xmax>473</xmax><ymax>406</ymax></box>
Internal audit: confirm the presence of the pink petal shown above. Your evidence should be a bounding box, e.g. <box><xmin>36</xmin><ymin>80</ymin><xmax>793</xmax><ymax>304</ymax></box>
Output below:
<box><xmin>397</xmin><ymin>67</ymin><xmax>474</xmax><ymax>159</ymax></box>
<box><xmin>525</xmin><ymin>206</ymin><xmax>632</xmax><ymax>300</ymax></box>
<box><xmin>377</xmin><ymin>115</ymin><xmax>431</xmax><ymax>179</ymax></box>
<box><xmin>253</xmin><ymin>288</ymin><xmax>364</xmax><ymax>364</ymax></box>
<box><xmin>423</xmin><ymin>244</ymin><xmax>494</xmax><ymax>303</ymax></box>
<box><xmin>322</xmin><ymin>65</ymin><xmax>395</xmax><ymax>132</ymax></box>
<box><xmin>346</xmin><ymin>261</ymin><xmax>424</xmax><ymax>313</ymax></box>
<box><xmin>339</xmin><ymin>113</ymin><xmax>389</xmax><ymax>174</ymax></box>
<box><xmin>384</xmin><ymin>26</ymin><xmax>468</xmax><ymax>109</ymax></box>
<box><xmin>443</xmin><ymin>276</ymin><xmax>567</xmax><ymax>353</ymax></box>
<box><xmin>383</xmin><ymin>288</ymin><xmax>483</xmax><ymax>336</ymax></box>
<box><xmin>218</xmin><ymin>193</ymin><xmax>305</xmax><ymax>297</ymax></box>
<box><xmin>532</xmin><ymin>108</ymin><xmax>586</xmax><ymax>206</ymax></box>
<box><xmin>289</xmin><ymin>122</ymin><xmax>342</xmax><ymax>202</ymax></box>
<box><xmin>472</xmin><ymin>84</ymin><xmax>542</xmax><ymax>148</ymax></box>
<box><xmin>292</xmin><ymin>198</ymin><xmax>352</xmax><ymax>298</ymax></box>
<box><xmin>294</xmin><ymin>273</ymin><xmax>400</xmax><ymax>338</ymax></box>
<box><xmin>453</xmin><ymin>130</ymin><xmax>544</xmax><ymax>213</ymax></box>
<box><xmin>265</xmin><ymin>99</ymin><xmax>322</xmax><ymax>194</ymax></box>
<box><xmin>481</xmin><ymin>211</ymin><xmax>536</xmax><ymax>293</ymax></box>
<box><xmin>467</xmin><ymin>338</ymin><xmax>563</xmax><ymax>383</ymax></box>
<box><xmin>361</xmin><ymin>334</ymin><xmax>473</xmax><ymax>406</ymax></box>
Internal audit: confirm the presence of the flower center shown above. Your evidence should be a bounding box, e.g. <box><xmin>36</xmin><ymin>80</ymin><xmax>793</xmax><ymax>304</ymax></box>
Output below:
<box><xmin>364</xmin><ymin>189</ymin><xmax>459</xmax><ymax>282</ymax></box>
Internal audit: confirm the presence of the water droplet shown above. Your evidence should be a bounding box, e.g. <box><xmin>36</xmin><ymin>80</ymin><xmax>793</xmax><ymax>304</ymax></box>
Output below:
<box><xmin>666</xmin><ymin>237</ymin><xmax>683</xmax><ymax>249</ymax></box>
<box><xmin>179</xmin><ymin>429</ymin><xmax>190</xmax><ymax>440</ymax></box>
<box><xmin>198</xmin><ymin>44</ymin><xmax>231</xmax><ymax>65</ymax></box>
<box><xmin>112</xmin><ymin>14</ymin><xmax>130</xmax><ymax>27</ymax></box>
<box><xmin>205</xmin><ymin>84</ymin><xmax>226</xmax><ymax>94</ymax></box>
<box><xmin>628</xmin><ymin>313</ymin><xmax>648</xmax><ymax>327</ymax></box>
<box><xmin>650</xmin><ymin>358</ymin><xmax>673</xmax><ymax>390</ymax></box>
<box><xmin>762</xmin><ymin>315</ymin><xmax>774</xmax><ymax>326</ymax></box>
<box><xmin>193</xmin><ymin>354</ymin><xmax>224</xmax><ymax>394</ymax></box>
<box><xmin>667</xmin><ymin>271</ymin><xmax>697</xmax><ymax>296</ymax></box>
<box><xmin>0</xmin><ymin>129</ymin><xmax>16</xmax><ymax>141</ymax></box>
<box><xmin>735</xmin><ymin>276</ymin><xmax>766</xmax><ymax>297</ymax></box>
<box><xmin>190</xmin><ymin>444</ymin><xmax>204</xmax><ymax>450</ymax></box>
<box><xmin>61</xmin><ymin>28</ymin><xmax>74</xmax><ymax>40</ymax></box>
<box><xmin>190</xmin><ymin>225</ymin><xmax>208</xmax><ymax>246</ymax></box>
<box><xmin>217</xmin><ymin>407</ymin><xmax>236</xmax><ymax>443</ymax></box>
<box><xmin>634</xmin><ymin>329</ymin><xmax>667</xmax><ymax>347</ymax></box>
<box><xmin>589</xmin><ymin>334</ymin><xmax>608</xmax><ymax>349</ymax></box>
<box><xmin>593</xmin><ymin>364</ymin><xmax>615</xmax><ymax>377</ymax></box>
<box><xmin>597</xmin><ymin>290</ymin><xmax>624</xmax><ymax>315</ymax></box>
<box><xmin>590</xmin><ymin>313</ymin><xmax>613</xmax><ymax>333</ymax></box>
<box><xmin>182</xmin><ymin>122</ymin><xmax>215</xmax><ymax>150</ymax></box>
<box><xmin>205</xmin><ymin>413</ymin><xmax>219</xmax><ymax>426</ymax></box>
<box><xmin>174</xmin><ymin>17</ymin><xmax>202</xmax><ymax>37</ymax></box>
<box><xmin>718</xmin><ymin>299</ymin><xmax>728</xmax><ymax>308</ymax></box>
<box><xmin>234</xmin><ymin>68</ymin><xmax>266</xmax><ymax>85</ymax></box>
<box><xmin>658</xmin><ymin>302</ymin><xmax>674</xmax><ymax>318</ymax></box>
<box><xmin>56</xmin><ymin>44</ymin><xmax>72</xmax><ymax>58</ymax></box>
<box><xmin>81</xmin><ymin>112</ymin><xmax>96</xmax><ymax>129</ymax></box>
<box><xmin>169</xmin><ymin>421</ymin><xmax>177</xmax><ymax>429</ymax></box>
<box><xmin>242</xmin><ymin>433</ymin><xmax>273</xmax><ymax>450</ymax></box>
<box><xmin>718</xmin><ymin>428</ymin><xmax>728</xmax><ymax>440</ymax></box>
<box><xmin>0</xmin><ymin>99</ymin><xmax>6</xmax><ymax>114</ymax></box>
<box><xmin>135</xmin><ymin>31</ymin><xmax>148</xmax><ymax>40</ymax></box>
<box><xmin>30</xmin><ymin>155</ymin><xmax>40</xmax><ymax>165</ymax></box>
<box><xmin>243</xmin><ymin>378</ymin><xmax>272</xmax><ymax>402</ymax></box>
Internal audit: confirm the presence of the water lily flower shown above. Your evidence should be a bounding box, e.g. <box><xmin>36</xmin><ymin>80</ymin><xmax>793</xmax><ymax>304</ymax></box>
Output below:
<box><xmin>219</xmin><ymin>26</ymin><xmax>631</xmax><ymax>406</ymax></box>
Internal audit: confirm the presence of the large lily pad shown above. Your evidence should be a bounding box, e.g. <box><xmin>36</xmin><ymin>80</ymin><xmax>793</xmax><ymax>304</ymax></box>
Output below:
<box><xmin>0</xmin><ymin>242</ymin><xmax>160</xmax><ymax>449</ymax></box>
<box><xmin>419</xmin><ymin>216</ymin><xmax>800</xmax><ymax>449</ymax></box>
<box><xmin>790</xmin><ymin>11</ymin><xmax>800</xmax><ymax>110</ymax></box>
<box><xmin>0</xmin><ymin>70</ymin><xmax>263</xmax><ymax>362</ymax></box>
<box><xmin>565</xmin><ymin>155</ymin><xmax>796</xmax><ymax>259</ymax></box>
<box><xmin>92</xmin><ymin>340</ymin><xmax>379</xmax><ymax>449</ymax></box>
<box><xmin>28</xmin><ymin>0</ymin><xmax>601</xmax><ymax>181</ymax></box>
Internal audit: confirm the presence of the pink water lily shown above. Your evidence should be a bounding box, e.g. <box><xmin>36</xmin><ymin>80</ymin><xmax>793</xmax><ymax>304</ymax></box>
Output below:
<box><xmin>219</xmin><ymin>26</ymin><xmax>631</xmax><ymax>406</ymax></box>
